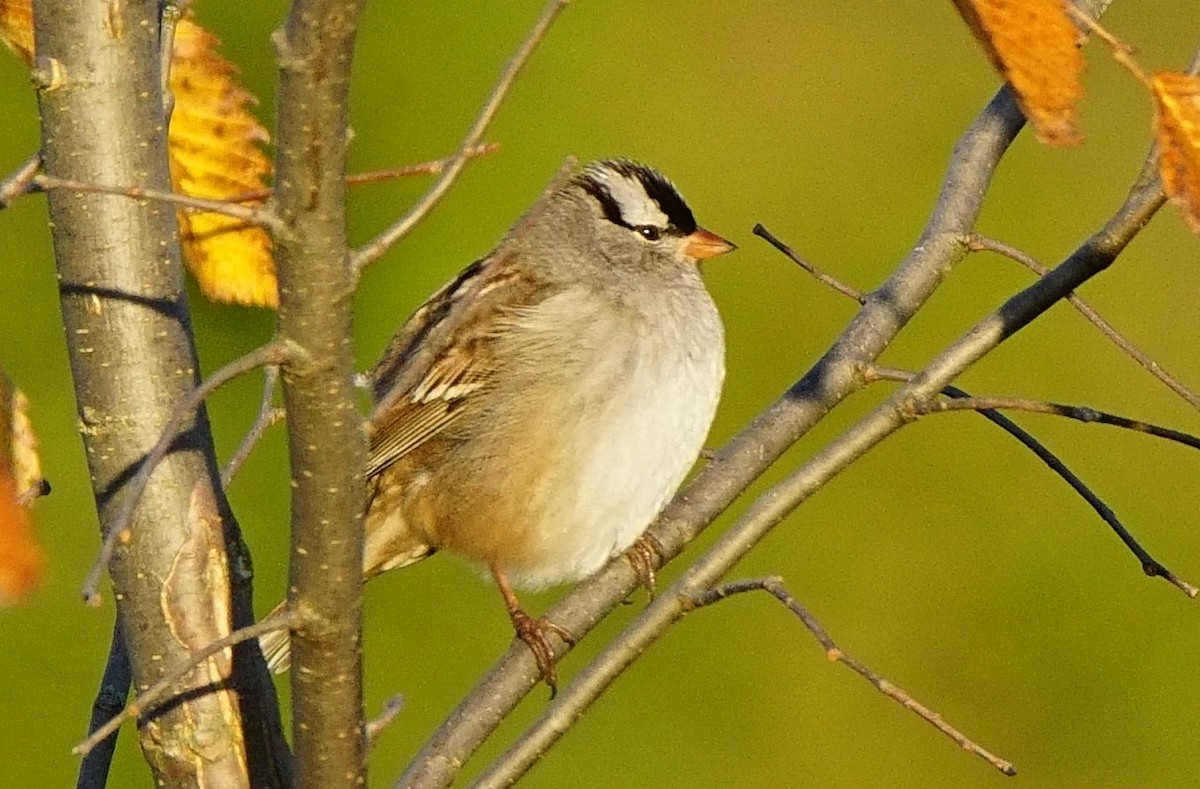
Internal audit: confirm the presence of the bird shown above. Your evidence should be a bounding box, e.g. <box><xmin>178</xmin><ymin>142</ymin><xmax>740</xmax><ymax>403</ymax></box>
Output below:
<box><xmin>260</xmin><ymin>158</ymin><xmax>734</xmax><ymax>689</ymax></box>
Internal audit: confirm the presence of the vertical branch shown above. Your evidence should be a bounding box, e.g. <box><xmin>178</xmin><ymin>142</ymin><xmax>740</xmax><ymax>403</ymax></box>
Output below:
<box><xmin>33</xmin><ymin>1</ymin><xmax>289</xmax><ymax>786</ymax></box>
<box><xmin>271</xmin><ymin>0</ymin><xmax>368</xmax><ymax>786</ymax></box>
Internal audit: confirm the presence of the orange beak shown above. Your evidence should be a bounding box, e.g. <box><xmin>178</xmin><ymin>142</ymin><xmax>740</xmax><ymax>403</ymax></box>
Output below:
<box><xmin>684</xmin><ymin>228</ymin><xmax>737</xmax><ymax>260</ymax></box>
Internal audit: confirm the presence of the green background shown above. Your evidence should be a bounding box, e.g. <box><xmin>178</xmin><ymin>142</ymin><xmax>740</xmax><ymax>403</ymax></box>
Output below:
<box><xmin>3</xmin><ymin>2</ymin><xmax>1200</xmax><ymax>786</ymax></box>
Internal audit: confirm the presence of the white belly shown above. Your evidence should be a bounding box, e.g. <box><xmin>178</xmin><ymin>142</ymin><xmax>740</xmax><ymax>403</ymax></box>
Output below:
<box><xmin>496</xmin><ymin>284</ymin><xmax>724</xmax><ymax>588</ymax></box>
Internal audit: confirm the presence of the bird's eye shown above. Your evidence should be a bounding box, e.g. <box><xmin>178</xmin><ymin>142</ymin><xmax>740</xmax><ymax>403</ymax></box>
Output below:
<box><xmin>636</xmin><ymin>226</ymin><xmax>662</xmax><ymax>241</ymax></box>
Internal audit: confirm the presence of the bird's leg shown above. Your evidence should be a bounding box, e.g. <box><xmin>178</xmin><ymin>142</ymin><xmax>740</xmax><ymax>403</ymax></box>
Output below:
<box><xmin>491</xmin><ymin>564</ymin><xmax>576</xmax><ymax>696</ymax></box>
<box><xmin>623</xmin><ymin>532</ymin><xmax>664</xmax><ymax>599</ymax></box>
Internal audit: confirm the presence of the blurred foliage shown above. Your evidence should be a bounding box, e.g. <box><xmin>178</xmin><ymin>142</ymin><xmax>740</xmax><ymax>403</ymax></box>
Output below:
<box><xmin>1</xmin><ymin>1</ymin><xmax>1198</xmax><ymax>786</ymax></box>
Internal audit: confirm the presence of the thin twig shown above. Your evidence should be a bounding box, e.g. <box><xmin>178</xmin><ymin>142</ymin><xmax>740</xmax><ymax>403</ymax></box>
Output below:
<box><xmin>908</xmin><ymin>395</ymin><xmax>1200</xmax><ymax>451</ymax></box>
<box><xmin>159</xmin><ymin>1</ymin><xmax>185</xmax><ymax>116</ymax></box>
<box><xmin>753</xmin><ymin>223</ymin><xmax>866</xmax><ymax>303</ymax></box>
<box><xmin>33</xmin><ymin>174</ymin><xmax>285</xmax><ymax>233</ymax></box>
<box><xmin>1067</xmin><ymin>4</ymin><xmax>1150</xmax><ymax>85</ymax></box>
<box><xmin>217</xmin><ymin>144</ymin><xmax>503</xmax><ymax>204</ymax></box>
<box><xmin>968</xmin><ymin>233</ymin><xmax>1200</xmax><ymax>411</ymax></box>
<box><xmin>868</xmin><ymin>366</ymin><xmax>1199</xmax><ymax>599</ymax></box>
<box><xmin>758</xmin><ymin>225</ymin><xmax>1199</xmax><ymax>590</ymax></box>
<box><xmin>0</xmin><ymin>153</ymin><xmax>41</xmax><ymax>209</ymax></box>
<box><xmin>474</xmin><ymin>576</ymin><xmax>1017</xmax><ymax>787</ymax></box>
<box><xmin>347</xmin><ymin>143</ymin><xmax>501</xmax><ymax>187</ymax></box>
<box><xmin>351</xmin><ymin>0</ymin><xmax>570</xmax><ymax>274</ymax></box>
<box><xmin>75</xmin><ymin>620</ymin><xmax>132</xmax><ymax>789</ymax></box>
<box><xmin>221</xmin><ymin>366</ymin><xmax>284</xmax><ymax>488</ymax></box>
<box><xmin>73</xmin><ymin>610</ymin><xmax>303</xmax><ymax>758</ymax></box>
<box><xmin>81</xmin><ymin>340</ymin><xmax>300</xmax><ymax>605</ymax></box>
<box><xmin>366</xmin><ymin>694</ymin><xmax>406</xmax><ymax>746</ymax></box>
<box><xmin>689</xmin><ymin>578</ymin><xmax>1017</xmax><ymax>776</ymax></box>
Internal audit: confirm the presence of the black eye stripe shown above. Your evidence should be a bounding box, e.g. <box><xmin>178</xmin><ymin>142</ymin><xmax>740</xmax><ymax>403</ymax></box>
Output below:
<box><xmin>578</xmin><ymin>178</ymin><xmax>634</xmax><ymax>230</ymax></box>
<box><xmin>576</xmin><ymin>159</ymin><xmax>699</xmax><ymax>236</ymax></box>
<box><xmin>598</xmin><ymin>159</ymin><xmax>698</xmax><ymax>235</ymax></box>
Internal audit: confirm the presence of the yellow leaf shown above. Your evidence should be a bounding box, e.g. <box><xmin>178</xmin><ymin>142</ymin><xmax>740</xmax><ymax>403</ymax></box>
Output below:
<box><xmin>170</xmin><ymin>19</ymin><xmax>277</xmax><ymax>308</ymax></box>
<box><xmin>1152</xmin><ymin>72</ymin><xmax>1200</xmax><ymax>234</ymax></box>
<box><xmin>0</xmin><ymin>4</ymin><xmax>278</xmax><ymax>307</ymax></box>
<box><xmin>952</xmin><ymin>0</ymin><xmax>1084</xmax><ymax>146</ymax></box>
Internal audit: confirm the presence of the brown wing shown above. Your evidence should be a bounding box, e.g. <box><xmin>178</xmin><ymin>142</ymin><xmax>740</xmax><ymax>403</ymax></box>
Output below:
<box><xmin>365</xmin><ymin>341</ymin><xmax>488</xmax><ymax>478</ymax></box>
<box><xmin>364</xmin><ymin>247</ymin><xmax>555</xmax><ymax>480</ymax></box>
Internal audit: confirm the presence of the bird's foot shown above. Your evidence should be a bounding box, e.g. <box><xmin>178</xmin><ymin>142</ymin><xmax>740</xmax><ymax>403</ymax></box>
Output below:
<box><xmin>624</xmin><ymin>532</ymin><xmax>664</xmax><ymax>599</ymax></box>
<box><xmin>509</xmin><ymin>608</ymin><xmax>576</xmax><ymax>697</ymax></box>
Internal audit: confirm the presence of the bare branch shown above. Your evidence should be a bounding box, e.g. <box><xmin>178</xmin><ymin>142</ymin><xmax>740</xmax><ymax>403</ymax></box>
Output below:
<box><xmin>473</xmin><ymin>577</ymin><xmax>1016</xmax><ymax>786</ymax></box>
<box><xmin>81</xmin><ymin>340</ymin><xmax>299</xmax><ymax>605</ymax></box>
<box><xmin>346</xmin><ymin>143</ymin><xmax>501</xmax><ymax>187</ymax></box>
<box><xmin>908</xmin><ymin>394</ymin><xmax>1200</xmax><ymax>451</ymax></box>
<box><xmin>35</xmin><ymin>0</ymin><xmax>290</xmax><ymax>781</ymax></box>
<box><xmin>0</xmin><ymin>153</ymin><xmax>41</xmax><ymax>209</ymax></box>
<box><xmin>221</xmin><ymin>366</ymin><xmax>284</xmax><ymax>488</ymax></box>
<box><xmin>759</xmin><ymin>208</ymin><xmax>1200</xmax><ymax>598</ymax></box>
<box><xmin>34</xmin><ymin>173</ymin><xmax>286</xmax><ymax>233</ymax></box>
<box><xmin>366</xmin><ymin>695</ymin><xmax>406</xmax><ymax>747</ymax></box>
<box><xmin>753</xmin><ymin>223</ymin><xmax>865</xmax><ymax>303</ymax></box>
<box><xmin>351</xmin><ymin>0</ymin><xmax>570</xmax><ymax>274</ymax></box>
<box><xmin>272</xmin><ymin>0</ymin><xmax>369</xmax><ymax>784</ymax></box>
<box><xmin>74</xmin><ymin>610</ymin><xmax>303</xmax><ymax>758</ymax></box>
<box><xmin>693</xmin><ymin>579</ymin><xmax>1017</xmax><ymax>776</ymax></box>
<box><xmin>968</xmin><ymin>233</ymin><xmax>1200</xmax><ymax>411</ymax></box>
<box><xmin>217</xmin><ymin>144</ymin><xmax>503</xmax><ymax>204</ymax></box>
<box><xmin>397</xmin><ymin>80</ymin><xmax>1031</xmax><ymax>789</ymax></box>
<box><xmin>75</xmin><ymin>620</ymin><xmax>131</xmax><ymax>789</ymax></box>
<box><xmin>868</xmin><ymin>367</ymin><xmax>1199</xmax><ymax>598</ymax></box>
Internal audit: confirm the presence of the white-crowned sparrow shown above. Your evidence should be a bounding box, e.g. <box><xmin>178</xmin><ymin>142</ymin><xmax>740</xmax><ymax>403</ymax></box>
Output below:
<box><xmin>261</xmin><ymin>159</ymin><xmax>733</xmax><ymax>686</ymax></box>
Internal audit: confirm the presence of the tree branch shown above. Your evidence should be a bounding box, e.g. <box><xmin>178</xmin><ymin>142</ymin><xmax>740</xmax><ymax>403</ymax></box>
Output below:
<box><xmin>221</xmin><ymin>365</ymin><xmax>284</xmax><ymax>488</ymax></box>
<box><xmin>80</xmin><ymin>340</ymin><xmax>298</xmax><ymax>605</ymax></box>
<box><xmin>34</xmin><ymin>1</ymin><xmax>289</xmax><ymax>784</ymax></box>
<box><xmin>907</xmin><ymin>394</ymin><xmax>1200</xmax><ymax>452</ymax></box>
<box><xmin>74</xmin><ymin>610</ymin><xmax>303</xmax><ymax>758</ymax></box>
<box><xmin>967</xmin><ymin>233</ymin><xmax>1200</xmax><ymax>411</ymax></box>
<box><xmin>351</xmin><ymin>0</ymin><xmax>570</xmax><ymax>274</ymax></box>
<box><xmin>0</xmin><ymin>152</ymin><xmax>41</xmax><ymax>209</ymax></box>
<box><xmin>74</xmin><ymin>620</ymin><xmax>130</xmax><ymax>789</ymax></box>
<box><xmin>271</xmin><ymin>0</ymin><xmax>369</xmax><ymax>785</ymax></box>
<box><xmin>867</xmin><ymin>368</ymin><xmax>1198</xmax><ymax>598</ymax></box>
<box><xmin>33</xmin><ymin>173</ymin><xmax>286</xmax><ymax>232</ymax></box>
<box><xmin>474</xmin><ymin>577</ymin><xmax>1017</xmax><ymax>786</ymax></box>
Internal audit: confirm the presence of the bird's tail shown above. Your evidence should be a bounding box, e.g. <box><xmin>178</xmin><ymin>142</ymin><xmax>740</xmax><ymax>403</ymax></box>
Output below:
<box><xmin>258</xmin><ymin>541</ymin><xmax>435</xmax><ymax>674</ymax></box>
<box><xmin>258</xmin><ymin>601</ymin><xmax>294</xmax><ymax>674</ymax></box>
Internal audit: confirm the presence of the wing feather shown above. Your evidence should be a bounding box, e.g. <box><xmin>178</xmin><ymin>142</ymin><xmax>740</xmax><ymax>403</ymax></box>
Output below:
<box><xmin>364</xmin><ymin>247</ymin><xmax>555</xmax><ymax>480</ymax></box>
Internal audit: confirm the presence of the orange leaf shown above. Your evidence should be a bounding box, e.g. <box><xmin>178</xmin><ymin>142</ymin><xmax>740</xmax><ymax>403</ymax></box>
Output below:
<box><xmin>953</xmin><ymin>0</ymin><xmax>1084</xmax><ymax>146</ymax></box>
<box><xmin>0</xmin><ymin>371</ymin><xmax>43</xmax><ymax>607</ymax></box>
<box><xmin>0</xmin><ymin>0</ymin><xmax>33</xmax><ymax>65</ymax></box>
<box><xmin>0</xmin><ymin>470</ymin><xmax>41</xmax><ymax>606</ymax></box>
<box><xmin>1152</xmin><ymin>72</ymin><xmax>1200</xmax><ymax>233</ymax></box>
<box><xmin>170</xmin><ymin>19</ymin><xmax>277</xmax><ymax>308</ymax></box>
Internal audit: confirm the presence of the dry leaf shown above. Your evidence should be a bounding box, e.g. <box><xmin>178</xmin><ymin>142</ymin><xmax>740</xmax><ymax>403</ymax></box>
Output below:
<box><xmin>0</xmin><ymin>4</ymin><xmax>278</xmax><ymax>307</ymax></box>
<box><xmin>0</xmin><ymin>373</ymin><xmax>43</xmax><ymax>605</ymax></box>
<box><xmin>1152</xmin><ymin>72</ymin><xmax>1200</xmax><ymax>233</ymax></box>
<box><xmin>170</xmin><ymin>19</ymin><xmax>277</xmax><ymax>308</ymax></box>
<box><xmin>0</xmin><ymin>0</ymin><xmax>33</xmax><ymax>64</ymax></box>
<box><xmin>0</xmin><ymin>471</ymin><xmax>41</xmax><ymax>605</ymax></box>
<box><xmin>953</xmin><ymin>0</ymin><xmax>1084</xmax><ymax>146</ymax></box>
